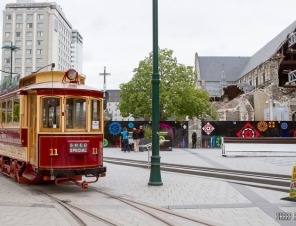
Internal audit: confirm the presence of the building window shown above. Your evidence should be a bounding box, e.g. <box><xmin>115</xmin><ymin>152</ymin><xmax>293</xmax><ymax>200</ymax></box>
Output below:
<box><xmin>15</xmin><ymin>67</ymin><xmax>21</xmax><ymax>72</ymax></box>
<box><xmin>5</xmin><ymin>32</ymin><xmax>11</xmax><ymax>37</ymax></box>
<box><xmin>25</xmin><ymin>67</ymin><xmax>32</xmax><ymax>72</ymax></box>
<box><xmin>15</xmin><ymin>40</ymin><xmax>21</xmax><ymax>46</ymax></box>
<box><xmin>255</xmin><ymin>77</ymin><xmax>258</xmax><ymax>87</ymax></box>
<box><xmin>26</xmin><ymin>58</ymin><xmax>32</xmax><ymax>63</ymax></box>
<box><xmin>5</xmin><ymin>15</ymin><xmax>11</xmax><ymax>20</ymax></box>
<box><xmin>27</xmin><ymin>14</ymin><xmax>33</xmax><ymax>20</ymax></box>
<box><xmin>262</xmin><ymin>73</ymin><xmax>266</xmax><ymax>83</ymax></box>
<box><xmin>15</xmin><ymin>58</ymin><xmax>21</xmax><ymax>63</ymax></box>
<box><xmin>37</xmin><ymin>23</ymin><xmax>43</xmax><ymax>28</ymax></box>
<box><xmin>37</xmin><ymin>40</ymin><xmax>43</xmax><ymax>45</ymax></box>
<box><xmin>16</xmin><ymin>14</ymin><xmax>22</xmax><ymax>20</ymax></box>
<box><xmin>37</xmin><ymin>31</ymin><xmax>43</xmax><ymax>37</ymax></box>
<box><xmin>5</xmin><ymin>58</ymin><xmax>10</xmax><ymax>64</ymax></box>
<box><xmin>16</xmin><ymin>32</ymin><xmax>21</xmax><ymax>37</ymax></box>
<box><xmin>4</xmin><ymin>50</ymin><xmax>10</xmax><ymax>54</ymax></box>
<box><xmin>26</xmin><ymin>49</ymin><xmax>32</xmax><ymax>54</ymax></box>
<box><xmin>5</xmin><ymin>23</ymin><xmax>11</xmax><ymax>28</ymax></box>
<box><xmin>26</xmin><ymin>32</ymin><xmax>32</xmax><ymax>37</ymax></box>
<box><xmin>36</xmin><ymin>58</ymin><xmax>43</xmax><ymax>63</ymax></box>
<box><xmin>37</xmin><ymin>49</ymin><xmax>43</xmax><ymax>54</ymax></box>
<box><xmin>26</xmin><ymin>40</ymin><xmax>32</xmax><ymax>46</ymax></box>
<box><xmin>5</xmin><ymin>41</ymin><xmax>11</xmax><ymax>45</ymax></box>
<box><xmin>27</xmin><ymin>23</ymin><xmax>33</xmax><ymax>28</ymax></box>
<box><xmin>15</xmin><ymin>49</ymin><xmax>21</xmax><ymax>55</ymax></box>
<box><xmin>37</xmin><ymin>14</ymin><xmax>44</xmax><ymax>19</ymax></box>
<box><xmin>16</xmin><ymin>23</ymin><xmax>22</xmax><ymax>28</ymax></box>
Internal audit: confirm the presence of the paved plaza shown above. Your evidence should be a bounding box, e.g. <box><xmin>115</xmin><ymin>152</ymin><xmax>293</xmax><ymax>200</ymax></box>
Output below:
<box><xmin>0</xmin><ymin>147</ymin><xmax>295</xmax><ymax>225</ymax></box>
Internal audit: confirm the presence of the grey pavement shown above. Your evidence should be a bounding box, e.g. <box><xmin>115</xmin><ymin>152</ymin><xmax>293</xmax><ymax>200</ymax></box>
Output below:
<box><xmin>0</xmin><ymin>147</ymin><xmax>295</xmax><ymax>225</ymax></box>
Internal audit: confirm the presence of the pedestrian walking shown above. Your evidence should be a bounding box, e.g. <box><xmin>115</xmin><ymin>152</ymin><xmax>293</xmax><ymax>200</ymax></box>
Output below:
<box><xmin>122</xmin><ymin>127</ymin><xmax>130</xmax><ymax>153</ymax></box>
<box><xmin>132</xmin><ymin>128</ymin><xmax>140</xmax><ymax>152</ymax></box>
<box><xmin>192</xmin><ymin>130</ymin><xmax>197</xmax><ymax>149</ymax></box>
<box><xmin>139</xmin><ymin>125</ymin><xmax>145</xmax><ymax>152</ymax></box>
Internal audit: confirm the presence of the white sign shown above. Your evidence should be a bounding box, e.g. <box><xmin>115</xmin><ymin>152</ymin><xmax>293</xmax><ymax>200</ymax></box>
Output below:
<box><xmin>92</xmin><ymin>121</ymin><xmax>99</xmax><ymax>129</ymax></box>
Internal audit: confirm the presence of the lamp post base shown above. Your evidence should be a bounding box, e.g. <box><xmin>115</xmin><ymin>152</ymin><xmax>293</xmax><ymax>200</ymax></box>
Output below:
<box><xmin>148</xmin><ymin>155</ymin><xmax>163</xmax><ymax>186</ymax></box>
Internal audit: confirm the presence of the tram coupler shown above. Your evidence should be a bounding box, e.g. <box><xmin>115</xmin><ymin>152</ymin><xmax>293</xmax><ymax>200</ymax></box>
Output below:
<box><xmin>55</xmin><ymin>175</ymin><xmax>98</xmax><ymax>189</ymax></box>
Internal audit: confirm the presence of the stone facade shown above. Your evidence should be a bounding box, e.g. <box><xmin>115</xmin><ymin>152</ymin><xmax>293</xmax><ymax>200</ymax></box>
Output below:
<box><xmin>195</xmin><ymin>25</ymin><xmax>296</xmax><ymax>122</ymax></box>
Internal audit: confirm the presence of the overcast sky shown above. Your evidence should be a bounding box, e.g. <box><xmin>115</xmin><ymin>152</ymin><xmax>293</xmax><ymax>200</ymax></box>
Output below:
<box><xmin>1</xmin><ymin>0</ymin><xmax>296</xmax><ymax>90</ymax></box>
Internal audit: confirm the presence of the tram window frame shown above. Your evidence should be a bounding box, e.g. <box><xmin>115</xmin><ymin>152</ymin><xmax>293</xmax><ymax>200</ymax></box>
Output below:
<box><xmin>65</xmin><ymin>97</ymin><xmax>87</xmax><ymax>132</ymax></box>
<box><xmin>1</xmin><ymin>101</ymin><xmax>6</xmax><ymax>125</ymax></box>
<box><xmin>7</xmin><ymin>99</ymin><xmax>13</xmax><ymax>125</ymax></box>
<box><xmin>13</xmin><ymin>97</ymin><xmax>20</xmax><ymax>126</ymax></box>
<box><xmin>90</xmin><ymin>98</ymin><xmax>102</xmax><ymax>132</ymax></box>
<box><xmin>40</xmin><ymin>96</ymin><xmax>62</xmax><ymax>132</ymax></box>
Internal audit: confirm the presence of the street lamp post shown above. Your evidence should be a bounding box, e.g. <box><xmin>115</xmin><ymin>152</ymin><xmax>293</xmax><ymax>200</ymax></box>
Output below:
<box><xmin>1</xmin><ymin>42</ymin><xmax>20</xmax><ymax>84</ymax></box>
<box><xmin>148</xmin><ymin>0</ymin><xmax>163</xmax><ymax>186</ymax></box>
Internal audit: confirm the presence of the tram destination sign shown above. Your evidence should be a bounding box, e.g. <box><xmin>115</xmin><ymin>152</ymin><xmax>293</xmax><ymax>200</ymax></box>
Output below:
<box><xmin>67</xmin><ymin>140</ymin><xmax>89</xmax><ymax>155</ymax></box>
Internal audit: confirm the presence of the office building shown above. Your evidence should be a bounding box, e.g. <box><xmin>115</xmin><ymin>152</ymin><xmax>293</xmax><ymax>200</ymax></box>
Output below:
<box><xmin>1</xmin><ymin>0</ymin><xmax>74</xmax><ymax>79</ymax></box>
<box><xmin>70</xmin><ymin>29</ymin><xmax>83</xmax><ymax>74</ymax></box>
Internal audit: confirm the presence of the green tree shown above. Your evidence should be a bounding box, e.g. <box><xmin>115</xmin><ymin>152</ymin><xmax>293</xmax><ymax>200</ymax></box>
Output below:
<box><xmin>118</xmin><ymin>48</ymin><xmax>217</xmax><ymax>121</ymax></box>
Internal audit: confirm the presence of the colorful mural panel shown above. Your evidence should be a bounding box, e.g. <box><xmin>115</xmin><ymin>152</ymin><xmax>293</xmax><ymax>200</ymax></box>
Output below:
<box><xmin>201</xmin><ymin>121</ymin><xmax>296</xmax><ymax>148</ymax></box>
<box><xmin>104</xmin><ymin>121</ymin><xmax>188</xmax><ymax>150</ymax></box>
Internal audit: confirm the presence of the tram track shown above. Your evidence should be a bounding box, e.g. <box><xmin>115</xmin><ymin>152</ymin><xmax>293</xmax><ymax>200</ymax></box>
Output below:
<box><xmin>37</xmin><ymin>188</ymin><xmax>223</xmax><ymax>226</ymax></box>
<box><xmin>103</xmin><ymin>157</ymin><xmax>291</xmax><ymax>192</ymax></box>
<box><xmin>89</xmin><ymin>187</ymin><xmax>224</xmax><ymax>226</ymax></box>
<box><xmin>40</xmin><ymin>191</ymin><xmax>119</xmax><ymax>226</ymax></box>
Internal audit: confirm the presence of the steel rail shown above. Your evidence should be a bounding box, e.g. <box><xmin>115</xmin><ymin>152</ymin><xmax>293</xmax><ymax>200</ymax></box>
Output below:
<box><xmin>90</xmin><ymin>188</ymin><xmax>225</xmax><ymax>226</ymax></box>
<box><xmin>103</xmin><ymin>157</ymin><xmax>291</xmax><ymax>192</ymax></box>
<box><xmin>40</xmin><ymin>192</ymin><xmax>118</xmax><ymax>226</ymax></box>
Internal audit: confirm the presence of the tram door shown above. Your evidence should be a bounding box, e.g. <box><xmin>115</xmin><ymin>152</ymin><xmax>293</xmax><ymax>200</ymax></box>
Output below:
<box><xmin>28</xmin><ymin>93</ymin><xmax>37</xmax><ymax>166</ymax></box>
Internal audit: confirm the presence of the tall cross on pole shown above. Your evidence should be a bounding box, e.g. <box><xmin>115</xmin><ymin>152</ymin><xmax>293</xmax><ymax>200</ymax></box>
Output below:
<box><xmin>99</xmin><ymin>66</ymin><xmax>111</xmax><ymax>91</ymax></box>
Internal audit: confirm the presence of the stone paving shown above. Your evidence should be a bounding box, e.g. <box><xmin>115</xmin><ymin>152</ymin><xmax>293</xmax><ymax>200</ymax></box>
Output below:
<box><xmin>0</xmin><ymin>177</ymin><xmax>73</xmax><ymax>226</ymax></box>
<box><xmin>0</xmin><ymin>147</ymin><xmax>295</xmax><ymax>225</ymax></box>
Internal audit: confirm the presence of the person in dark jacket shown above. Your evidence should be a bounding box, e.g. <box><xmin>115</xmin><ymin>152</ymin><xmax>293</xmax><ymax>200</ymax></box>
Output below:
<box><xmin>132</xmin><ymin>127</ymin><xmax>140</xmax><ymax>152</ymax></box>
<box><xmin>192</xmin><ymin>130</ymin><xmax>197</xmax><ymax>149</ymax></box>
<box><xmin>139</xmin><ymin>125</ymin><xmax>145</xmax><ymax>151</ymax></box>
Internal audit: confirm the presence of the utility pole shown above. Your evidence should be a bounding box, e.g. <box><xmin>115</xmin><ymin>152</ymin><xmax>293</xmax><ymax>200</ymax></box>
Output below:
<box><xmin>99</xmin><ymin>66</ymin><xmax>111</xmax><ymax>92</ymax></box>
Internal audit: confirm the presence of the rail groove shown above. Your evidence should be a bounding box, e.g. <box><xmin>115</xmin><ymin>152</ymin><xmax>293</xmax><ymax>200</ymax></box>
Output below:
<box><xmin>104</xmin><ymin>157</ymin><xmax>291</xmax><ymax>192</ymax></box>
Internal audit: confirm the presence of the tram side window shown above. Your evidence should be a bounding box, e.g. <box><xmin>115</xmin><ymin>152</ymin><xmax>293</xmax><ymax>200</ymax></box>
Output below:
<box><xmin>66</xmin><ymin>98</ymin><xmax>86</xmax><ymax>129</ymax></box>
<box><xmin>14</xmin><ymin>98</ymin><xmax>20</xmax><ymax>125</ymax></box>
<box><xmin>2</xmin><ymin>102</ymin><xmax>6</xmax><ymax>124</ymax></box>
<box><xmin>42</xmin><ymin>97</ymin><xmax>60</xmax><ymax>129</ymax></box>
<box><xmin>7</xmin><ymin>100</ymin><xmax>12</xmax><ymax>124</ymax></box>
<box><xmin>91</xmin><ymin>99</ymin><xmax>101</xmax><ymax>130</ymax></box>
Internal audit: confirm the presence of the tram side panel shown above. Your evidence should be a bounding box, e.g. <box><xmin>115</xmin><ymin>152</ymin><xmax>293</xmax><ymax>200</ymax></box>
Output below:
<box><xmin>37</xmin><ymin>134</ymin><xmax>104</xmax><ymax>177</ymax></box>
<box><xmin>0</xmin><ymin>128</ymin><xmax>26</xmax><ymax>161</ymax></box>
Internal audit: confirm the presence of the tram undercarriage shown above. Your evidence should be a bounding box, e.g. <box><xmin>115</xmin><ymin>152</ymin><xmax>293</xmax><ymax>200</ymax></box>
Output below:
<box><xmin>0</xmin><ymin>154</ymin><xmax>106</xmax><ymax>189</ymax></box>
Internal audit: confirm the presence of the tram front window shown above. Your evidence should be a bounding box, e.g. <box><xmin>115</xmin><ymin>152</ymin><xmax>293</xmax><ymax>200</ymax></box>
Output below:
<box><xmin>42</xmin><ymin>97</ymin><xmax>60</xmax><ymax>129</ymax></box>
<box><xmin>66</xmin><ymin>98</ymin><xmax>86</xmax><ymax>130</ymax></box>
<box><xmin>91</xmin><ymin>99</ymin><xmax>101</xmax><ymax>130</ymax></box>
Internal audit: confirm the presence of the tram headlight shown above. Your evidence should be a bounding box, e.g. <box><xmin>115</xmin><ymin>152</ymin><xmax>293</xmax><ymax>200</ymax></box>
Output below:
<box><xmin>66</xmin><ymin>69</ymin><xmax>78</xmax><ymax>80</ymax></box>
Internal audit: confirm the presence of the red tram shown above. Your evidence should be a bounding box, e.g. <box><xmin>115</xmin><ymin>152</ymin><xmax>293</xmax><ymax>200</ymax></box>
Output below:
<box><xmin>0</xmin><ymin>68</ymin><xmax>106</xmax><ymax>188</ymax></box>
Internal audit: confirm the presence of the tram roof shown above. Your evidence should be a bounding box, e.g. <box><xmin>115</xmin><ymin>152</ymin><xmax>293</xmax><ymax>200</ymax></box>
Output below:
<box><xmin>22</xmin><ymin>81</ymin><xmax>104</xmax><ymax>93</ymax></box>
